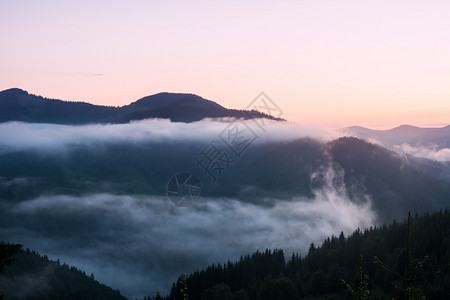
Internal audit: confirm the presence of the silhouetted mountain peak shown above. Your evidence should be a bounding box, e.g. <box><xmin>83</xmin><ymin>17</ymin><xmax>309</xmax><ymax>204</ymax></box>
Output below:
<box><xmin>0</xmin><ymin>88</ymin><xmax>29</xmax><ymax>95</ymax></box>
<box><xmin>0</xmin><ymin>88</ymin><xmax>284</xmax><ymax>124</ymax></box>
<box><xmin>394</xmin><ymin>124</ymin><xmax>419</xmax><ymax>129</ymax></box>
<box><xmin>390</xmin><ymin>124</ymin><xmax>423</xmax><ymax>134</ymax></box>
<box><xmin>128</xmin><ymin>92</ymin><xmax>224</xmax><ymax>111</ymax></box>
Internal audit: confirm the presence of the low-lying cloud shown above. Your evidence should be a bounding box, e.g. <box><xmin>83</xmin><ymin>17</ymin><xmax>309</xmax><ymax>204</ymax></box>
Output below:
<box><xmin>0</xmin><ymin>119</ymin><xmax>337</xmax><ymax>152</ymax></box>
<box><xmin>0</xmin><ymin>119</ymin><xmax>375</xmax><ymax>299</ymax></box>
<box><xmin>394</xmin><ymin>143</ymin><xmax>450</xmax><ymax>162</ymax></box>
<box><xmin>0</xmin><ymin>165</ymin><xmax>375</xmax><ymax>299</ymax></box>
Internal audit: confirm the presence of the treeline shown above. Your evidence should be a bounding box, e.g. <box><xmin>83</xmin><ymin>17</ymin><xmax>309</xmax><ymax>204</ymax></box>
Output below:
<box><xmin>0</xmin><ymin>245</ymin><xmax>126</xmax><ymax>300</ymax></box>
<box><xmin>145</xmin><ymin>209</ymin><xmax>450</xmax><ymax>299</ymax></box>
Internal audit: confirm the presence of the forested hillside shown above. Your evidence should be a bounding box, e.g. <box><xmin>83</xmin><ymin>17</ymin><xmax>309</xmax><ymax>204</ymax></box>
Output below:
<box><xmin>147</xmin><ymin>209</ymin><xmax>450</xmax><ymax>300</ymax></box>
<box><xmin>1</xmin><ymin>137</ymin><xmax>449</xmax><ymax>223</ymax></box>
<box><xmin>0</xmin><ymin>89</ymin><xmax>282</xmax><ymax>124</ymax></box>
<box><xmin>0</xmin><ymin>245</ymin><xmax>126</xmax><ymax>300</ymax></box>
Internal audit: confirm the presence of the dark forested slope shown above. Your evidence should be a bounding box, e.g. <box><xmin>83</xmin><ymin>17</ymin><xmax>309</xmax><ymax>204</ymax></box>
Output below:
<box><xmin>1</xmin><ymin>137</ymin><xmax>448</xmax><ymax>223</ymax></box>
<box><xmin>155</xmin><ymin>209</ymin><xmax>450</xmax><ymax>300</ymax></box>
<box><xmin>0</xmin><ymin>244</ymin><xmax>126</xmax><ymax>300</ymax></box>
<box><xmin>0</xmin><ymin>89</ymin><xmax>282</xmax><ymax>124</ymax></box>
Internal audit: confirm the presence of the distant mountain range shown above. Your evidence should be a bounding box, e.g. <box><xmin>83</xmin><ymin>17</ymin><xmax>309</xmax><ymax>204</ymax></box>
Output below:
<box><xmin>0</xmin><ymin>88</ymin><xmax>283</xmax><ymax>124</ymax></box>
<box><xmin>343</xmin><ymin>124</ymin><xmax>450</xmax><ymax>151</ymax></box>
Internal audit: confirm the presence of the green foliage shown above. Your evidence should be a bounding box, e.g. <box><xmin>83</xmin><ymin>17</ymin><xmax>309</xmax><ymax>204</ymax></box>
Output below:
<box><xmin>162</xmin><ymin>209</ymin><xmax>450</xmax><ymax>300</ymax></box>
<box><xmin>180</xmin><ymin>274</ymin><xmax>189</xmax><ymax>300</ymax></box>
<box><xmin>231</xmin><ymin>289</ymin><xmax>250</xmax><ymax>300</ymax></box>
<box><xmin>342</xmin><ymin>256</ymin><xmax>370</xmax><ymax>300</ymax></box>
<box><xmin>257</xmin><ymin>276</ymin><xmax>298</xmax><ymax>300</ymax></box>
<box><xmin>374</xmin><ymin>212</ymin><xmax>450</xmax><ymax>300</ymax></box>
<box><xmin>201</xmin><ymin>283</ymin><xmax>232</xmax><ymax>300</ymax></box>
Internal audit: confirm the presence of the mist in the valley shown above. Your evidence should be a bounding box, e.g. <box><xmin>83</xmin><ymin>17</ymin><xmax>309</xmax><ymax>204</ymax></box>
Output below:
<box><xmin>0</xmin><ymin>178</ymin><xmax>375</xmax><ymax>298</ymax></box>
<box><xmin>343</xmin><ymin>126</ymin><xmax>450</xmax><ymax>162</ymax></box>
<box><xmin>394</xmin><ymin>143</ymin><xmax>450</xmax><ymax>162</ymax></box>
<box><xmin>0</xmin><ymin>119</ymin><xmax>376</xmax><ymax>299</ymax></box>
<box><xmin>0</xmin><ymin>118</ymin><xmax>336</xmax><ymax>152</ymax></box>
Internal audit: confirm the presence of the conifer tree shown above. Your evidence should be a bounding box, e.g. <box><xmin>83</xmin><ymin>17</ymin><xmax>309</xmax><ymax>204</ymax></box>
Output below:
<box><xmin>374</xmin><ymin>212</ymin><xmax>450</xmax><ymax>300</ymax></box>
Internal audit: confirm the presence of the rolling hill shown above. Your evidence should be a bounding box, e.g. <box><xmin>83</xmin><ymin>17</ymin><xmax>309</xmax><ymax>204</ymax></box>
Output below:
<box><xmin>0</xmin><ymin>88</ymin><xmax>283</xmax><ymax>124</ymax></box>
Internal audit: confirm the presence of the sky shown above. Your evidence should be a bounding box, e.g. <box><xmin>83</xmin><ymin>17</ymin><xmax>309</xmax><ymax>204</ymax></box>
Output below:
<box><xmin>1</xmin><ymin>0</ymin><xmax>450</xmax><ymax>129</ymax></box>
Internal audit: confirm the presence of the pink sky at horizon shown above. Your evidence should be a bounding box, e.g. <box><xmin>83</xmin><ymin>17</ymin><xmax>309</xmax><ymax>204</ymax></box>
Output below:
<box><xmin>1</xmin><ymin>1</ymin><xmax>449</xmax><ymax>130</ymax></box>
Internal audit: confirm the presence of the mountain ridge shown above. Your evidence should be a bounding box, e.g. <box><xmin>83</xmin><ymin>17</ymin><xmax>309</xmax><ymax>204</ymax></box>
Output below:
<box><xmin>1</xmin><ymin>134</ymin><xmax>448</xmax><ymax>223</ymax></box>
<box><xmin>0</xmin><ymin>88</ymin><xmax>284</xmax><ymax>124</ymax></box>
<box><xmin>344</xmin><ymin>124</ymin><xmax>450</xmax><ymax>137</ymax></box>
<box><xmin>343</xmin><ymin>124</ymin><xmax>450</xmax><ymax>163</ymax></box>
